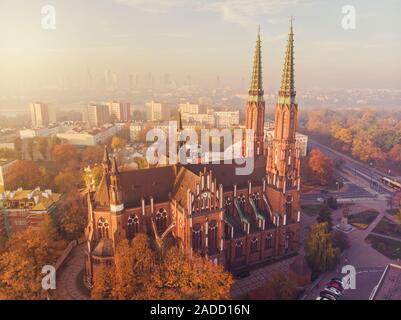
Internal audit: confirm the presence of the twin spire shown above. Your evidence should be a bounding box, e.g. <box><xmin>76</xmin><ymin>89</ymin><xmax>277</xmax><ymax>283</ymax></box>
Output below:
<box><xmin>248</xmin><ymin>18</ymin><xmax>296</xmax><ymax>104</ymax></box>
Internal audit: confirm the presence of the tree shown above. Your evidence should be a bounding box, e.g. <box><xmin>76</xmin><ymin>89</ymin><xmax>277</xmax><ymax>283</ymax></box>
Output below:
<box><xmin>0</xmin><ymin>148</ymin><xmax>18</xmax><ymax>159</ymax></box>
<box><xmin>0</xmin><ymin>227</ymin><xmax>65</xmax><ymax>300</ymax></box>
<box><xmin>112</xmin><ymin>239</ymin><xmax>137</xmax><ymax>300</ymax></box>
<box><xmin>332</xmin><ymin>231</ymin><xmax>350</xmax><ymax>252</ymax></box>
<box><xmin>307</xmin><ymin>149</ymin><xmax>334</xmax><ymax>186</ymax></box>
<box><xmin>37</xmin><ymin>137</ymin><xmax>48</xmax><ymax>159</ymax></box>
<box><xmin>5</xmin><ymin>160</ymin><xmax>44</xmax><ymax>190</ymax></box>
<box><xmin>317</xmin><ymin>206</ymin><xmax>333</xmax><ymax>230</ymax></box>
<box><xmin>82</xmin><ymin>145</ymin><xmax>104</xmax><ymax>166</ymax></box>
<box><xmin>265</xmin><ymin>272</ymin><xmax>298</xmax><ymax>300</ymax></box>
<box><xmin>327</xmin><ymin>196</ymin><xmax>338</xmax><ymax>210</ymax></box>
<box><xmin>55</xmin><ymin>192</ymin><xmax>87</xmax><ymax>240</ymax></box>
<box><xmin>52</xmin><ymin>144</ymin><xmax>79</xmax><ymax>165</ymax></box>
<box><xmin>147</xmin><ymin>248</ymin><xmax>233</xmax><ymax>300</ymax></box>
<box><xmin>111</xmin><ymin>137</ymin><xmax>126</xmax><ymax>150</ymax></box>
<box><xmin>91</xmin><ymin>265</ymin><xmax>114</xmax><ymax>300</ymax></box>
<box><xmin>54</xmin><ymin>166</ymin><xmax>83</xmax><ymax>193</ymax></box>
<box><xmin>305</xmin><ymin>223</ymin><xmax>340</xmax><ymax>273</ymax></box>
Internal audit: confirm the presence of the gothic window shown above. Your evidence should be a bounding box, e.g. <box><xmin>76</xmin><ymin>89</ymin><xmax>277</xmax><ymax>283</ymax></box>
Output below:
<box><xmin>235</xmin><ymin>241</ymin><xmax>244</xmax><ymax>258</ymax></box>
<box><xmin>285</xmin><ymin>234</ymin><xmax>290</xmax><ymax>252</ymax></box>
<box><xmin>282</xmin><ymin>111</ymin><xmax>289</xmax><ymax>138</ymax></box>
<box><xmin>290</xmin><ymin>111</ymin><xmax>294</xmax><ymax>131</ymax></box>
<box><xmin>127</xmin><ymin>215</ymin><xmax>139</xmax><ymax>240</ymax></box>
<box><xmin>224</xmin><ymin>224</ymin><xmax>231</xmax><ymax>240</ymax></box>
<box><xmin>156</xmin><ymin>209</ymin><xmax>168</xmax><ymax>234</ymax></box>
<box><xmin>192</xmin><ymin>224</ymin><xmax>202</xmax><ymax>252</ymax></box>
<box><xmin>224</xmin><ymin>197</ymin><xmax>231</xmax><ymax>212</ymax></box>
<box><xmin>285</xmin><ymin>196</ymin><xmax>292</xmax><ymax>217</ymax></box>
<box><xmin>265</xmin><ymin>234</ymin><xmax>273</xmax><ymax>250</ymax></box>
<box><xmin>239</xmin><ymin>194</ymin><xmax>246</xmax><ymax>210</ymax></box>
<box><xmin>288</xmin><ymin>149</ymin><xmax>292</xmax><ymax>165</ymax></box>
<box><xmin>208</xmin><ymin>220</ymin><xmax>218</xmax><ymax>254</ymax></box>
<box><xmin>97</xmin><ymin>218</ymin><xmax>110</xmax><ymax>239</ymax></box>
<box><xmin>250</xmin><ymin>237</ymin><xmax>258</xmax><ymax>253</ymax></box>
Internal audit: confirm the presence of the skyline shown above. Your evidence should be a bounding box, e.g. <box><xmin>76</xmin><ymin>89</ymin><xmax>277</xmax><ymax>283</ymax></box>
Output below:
<box><xmin>0</xmin><ymin>0</ymin><xmax>401</xmax><ymax>101</ymax></box>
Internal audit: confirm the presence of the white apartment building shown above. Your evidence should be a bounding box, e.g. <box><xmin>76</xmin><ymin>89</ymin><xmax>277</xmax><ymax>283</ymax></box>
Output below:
<box><xmin>146</xmin><ymin>101</ymin><xmax>169</xmax><ymax>121</ymax></box>
<box><xmin>215</xmin><ymin>110</ymin><xmax>240</xmax><ymax>128</ymax></box>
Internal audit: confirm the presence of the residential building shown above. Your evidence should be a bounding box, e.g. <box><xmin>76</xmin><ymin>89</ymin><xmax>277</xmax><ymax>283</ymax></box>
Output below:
<box><xmin>57</xmin><ymin>124</ymin><xmax>117</xmax><ymax>146</ymax></box>
<box><xmin>83</xmin><ymin>104</ymin><xmax>110</xmax><ymax>127</ymax></box>
<box><xmin>146</xmin><ymin>101</ymin><xmax>169</xmax><ymax>121</ymax></box>
<box><xmin>0</xmin><ymin>188</ymin><xmax>61</xmax><ymax>236</ymax></box>
<box><xmin>30</xmin><ymin>102</ymin><xmax>56</xmax><ymax>128</ymax></box>
<box><xmin>0</xmin><ymin>158</ymin><xmax>17</xmax><ymax>193</ymax></box>
<box><xmin>215</xmin><ymin>110</ymin><xmax>240</xmax><ymax>128</ymax></box>
<box><xmin>107</xmin><ymin>101</ymin><xmax>131</xmax><ymax>122</ymax></box>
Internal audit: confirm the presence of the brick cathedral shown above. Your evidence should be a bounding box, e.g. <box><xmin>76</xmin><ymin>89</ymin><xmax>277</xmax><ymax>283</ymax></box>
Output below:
<box><xmin>84</xmin><ymin>21</ymin><xmax>301</xmax><ymax>285</ymax></box>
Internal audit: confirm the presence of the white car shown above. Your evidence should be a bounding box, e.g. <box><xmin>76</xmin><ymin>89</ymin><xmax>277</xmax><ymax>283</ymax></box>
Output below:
<box><xmin>317</xmin><ymin>197</ymin><xmax>325</xmax><ymax>203</ymax></box>
<box><xmin>324</xmin><ymin>286</ymin><xmax>342</xmax><ymax>297</ymax></box>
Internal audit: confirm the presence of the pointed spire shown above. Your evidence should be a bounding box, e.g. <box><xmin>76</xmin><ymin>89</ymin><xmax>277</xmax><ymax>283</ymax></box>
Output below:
<box><xmin>178</xmin><ymin>110</ymin><xmax>183</xmax><ymax>132</ymax></box>
<box><xmin>103</xmin><ymin>145</ymin><xmax>110</xmax><ymax>164</ymax></box>
<box><xmin>111</xmin><ymin>156</ymin><xmax>119</xmax><ymax>175</ymax></box>
<box><xmin>248</xmin><ymin>26</ymin><xmax>264</xmax><ymax>103</ymax></box>
<box><xmin>279</xmin><ymin>16</ymin><xmax>296</xmax><ymax>103</ymax></box>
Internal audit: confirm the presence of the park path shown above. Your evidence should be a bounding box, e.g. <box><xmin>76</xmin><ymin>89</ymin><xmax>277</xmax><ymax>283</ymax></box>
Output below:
<box><xmin>51</xmin><ymin>243</ymin><xmax>90</xmax><ymax>300</ymax></box>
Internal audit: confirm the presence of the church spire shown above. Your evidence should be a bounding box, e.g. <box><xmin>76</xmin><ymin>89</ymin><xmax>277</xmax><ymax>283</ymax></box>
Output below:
<box><xmin>111</xmin><ymin>156</ymin><xmax>119</xmax><ymax>175</ymax></box>
<box><xmin>279</xmin><ymin>17</ymin><xmax>296</xmax><ymax>103</ymax></box>
<box><xmin>248</xmin><ymin>26</ymin><xmax>264</xmax><ymax>103</ymax></box>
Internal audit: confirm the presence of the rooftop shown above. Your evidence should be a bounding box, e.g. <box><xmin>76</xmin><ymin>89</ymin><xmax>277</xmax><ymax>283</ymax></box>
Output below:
<box><xmin>0</xmin><ymin>188</ymin><xmax>61</xmax><ymax>211</ymax></box>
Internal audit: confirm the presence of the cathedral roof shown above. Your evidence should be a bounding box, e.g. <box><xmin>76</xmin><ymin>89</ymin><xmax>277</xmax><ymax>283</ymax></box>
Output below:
<box><xmin>93</xmin><ymin>156</ymin><xmax>267</xmax><ymax>210</ymax></box>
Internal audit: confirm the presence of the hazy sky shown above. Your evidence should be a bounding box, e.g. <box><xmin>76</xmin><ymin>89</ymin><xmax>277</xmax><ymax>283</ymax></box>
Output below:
<box><xmin>1</xmin><ymin>0</ymin><xmax>401</xmax><ymax>95</ymax></box>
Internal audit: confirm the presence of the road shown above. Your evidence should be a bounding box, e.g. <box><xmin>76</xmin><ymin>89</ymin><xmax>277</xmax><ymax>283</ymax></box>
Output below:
<box><xmin>310</xmin><ymin>140</ymin><xmax>395</xmax><ymax>196</ymax></box>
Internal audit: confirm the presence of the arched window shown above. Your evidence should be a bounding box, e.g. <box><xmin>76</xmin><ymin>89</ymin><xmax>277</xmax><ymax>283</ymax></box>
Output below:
<box><xmin>235</xmin><ymin>241</ymin><xmax>244</xmax><ymax>258</ymax></box>
<box><xmin>285</xmin><ymin>196</ymin><xmax>292</xmax><ymax>217</ymax></box>
<box><xmin>192</xmin><ymin>223</ymin><xmax>202</xmax><ymax>252</ymax></box>
<box><xmin>239</xmin><ymin>194</ymin><xmax>246</xmax><ymax>210</ymax></box>
<box><xmin>156</xmin><ymin>209</ymin><xmax>168</xmax><ymax>234</ymax></box>
<box><xmin>97</xmin><ymin>218</ymin><xmax>110</xmax><ymax>239</ymax></box>
<box><xmin>250</xmin><ymin>237</ymin><xmax>258</xmax><ymax>253</ymax></box>
<box><xmin>127</xmin><ymin>215</ymin><xmax>139</xmax><ymax>240</ymax></box>
<box><xmin>285</xmin><ymin>233</ymin><xmax>290</xmax><ymax>252</ymax></box>
<box><xmin>265</xmin><ymin>234</ymin><xmax>273</xmax><ymax>250</ymax></box>
<box><xmin>208</xmin><ymin>220</ymin><xmax>218</xmax><ymax>254</ymax></box>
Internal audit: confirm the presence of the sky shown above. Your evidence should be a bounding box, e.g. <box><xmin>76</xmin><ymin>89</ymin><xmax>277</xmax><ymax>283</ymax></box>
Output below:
<box><xmin>0</xmin><ymin>0</ymin><xmax>401</xmax><ymax>96</ymax></box>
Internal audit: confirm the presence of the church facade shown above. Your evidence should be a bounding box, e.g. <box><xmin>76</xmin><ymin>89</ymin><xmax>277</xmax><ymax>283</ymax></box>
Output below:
<box><xmin>84</xmin><ymin>22</ymin><xmax>302</xmax><ymax>285</ymax></box>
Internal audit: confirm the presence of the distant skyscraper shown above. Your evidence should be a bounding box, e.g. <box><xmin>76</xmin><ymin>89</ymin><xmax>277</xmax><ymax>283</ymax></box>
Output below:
<box><xmin>107</xmin><ymin>101</ymin><xmax>131</xmax><ymax>122</ymax></box>
<box><xmin>145</xmin><ymin>101</ymin><xmax>169</xmax><ymax>121</ymax></box>
<box><xmin>84</xmin><ymin>104</ymin><xmax>110</xmax><ymax>127</ymax></box>
<box><xmin>30</xmin><ymin>102</ymin><xmax>56</xmax><ymax>128</ymax></box>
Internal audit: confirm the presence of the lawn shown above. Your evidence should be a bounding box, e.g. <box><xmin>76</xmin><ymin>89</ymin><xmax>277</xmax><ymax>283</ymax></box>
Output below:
<box><xmin>301</xmin><ymin>204</ymin><xmax>328</xmax><ymax>216</ymax></box>
<box><xmin>348</xmin><ymin>209</ymin><xmax>379</xmax><ymax>230</ymax></box>
<box><xmin>386</xmin><ymin>208</ymin><xmax>400</xmax><ymax>216</ymax></box>
<box><xmin>366</xmin><ymin>234</ymin><xmax>401</xmax><ymax>260</ymax></box>
<box><xmin>372</xmin><ymin>217</ymin><xmax>401</xmax><ymax>239</ymax></box>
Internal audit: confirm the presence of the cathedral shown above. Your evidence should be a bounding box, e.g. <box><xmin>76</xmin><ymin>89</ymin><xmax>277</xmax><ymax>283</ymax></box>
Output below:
<box><xmin>84</xmin><ymin>21</ymin><xmax>301</xmax><ymax>285</ymax></box>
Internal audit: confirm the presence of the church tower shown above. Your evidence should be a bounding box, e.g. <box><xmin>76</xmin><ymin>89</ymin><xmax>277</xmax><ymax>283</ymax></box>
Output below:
<box><xmin>109</xmin><ymin>157</ymin><xmax>124</xmax><ymax>213</ymax></box>
<box><xmin>244</xmin><ymin>27</ymin><xmax>265</xmax><ymax>157</ymax></box>
<box><xmin>266</xmin><ymin>18</ymin><xmax>301</xmax><ymax>233</ymax></box>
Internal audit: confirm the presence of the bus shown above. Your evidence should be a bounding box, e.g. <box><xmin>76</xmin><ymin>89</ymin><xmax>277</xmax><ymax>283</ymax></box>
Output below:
<box><xmin>380</xmin><ymin>177</ymin><xmax>401</xmax><ymax>191</ymax></box>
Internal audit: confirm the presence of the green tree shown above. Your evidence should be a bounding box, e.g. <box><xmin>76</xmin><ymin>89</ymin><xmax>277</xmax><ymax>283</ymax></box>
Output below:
<box><xmin>111</xmin><ymin>137</ymin><xmax>126</xmax><ymax>150</ymax></box>
<box><xmin>317</xmin><ymin>206</ymin><xmax>333</xmax><ymax>230</ymax></box>
<box><xmin>265</xmin><ymin>272</ymin><xmax>298</xmax><ymax>300</ymax></box>
<box><xmin>305</xmin><ymin>223</ymin><xmax>340</xmax><ymax>273</ymax></box>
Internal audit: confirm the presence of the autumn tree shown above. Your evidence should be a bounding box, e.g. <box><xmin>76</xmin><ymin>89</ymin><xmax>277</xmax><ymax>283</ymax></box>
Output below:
<box><xmin>0</xmin><ymin>227</ymin><xmax>66</xmax><ymax>300</ymax></box>
<box><xmin>5</xmin><ymin>160</ymin><xmax>45</xmax><ymax>190</ymax></box>
<box><xmin>55</xmin><ymin>192</ymin><xmax>87</xmax><ymax>240</ymax></box>
<box><xmin>316</xmin><ymin>206</ymin><xmax>333</xmax><ymax>230</ymax></box>
<box><xmin>265</xmin><ymin>272</ymin><xmax>298</xmax><ymax>300</ymax></box>
<box><xmin>307</xmin><ymin>149</ymin><xmax>334</xmax><ymax>186</ymax></box>
<box><xmin>305</xmin><ymin>223</ymin><xmax>340</xmax><ymax>273</ymax></box>
<box><xmin>111</xmin><ymin>137</ymin><xmax>126</xmax><ymax>150</ymax></box>
<box><xmin>112</xmin><ymin>240</ymin><xmax>137</xmax><ymax>299</ymax></box>
<box><xmin>82</xmin><ymin>145</ymin><xmax>105</xmax><ymax>166</ymax></box>
<box><xmin>52</xmin><ymin>144</ymin><xmax>80</xmax><ymax>166</ymax></box>
<box><xmin>91</xmin><ymin>265</ymin><xmax>114</xmax><ymax>300</ymax></box>
<box><xmin>54</xmin><ymin>166</ymin><xmax>84</xmax><ymax>193</ymax></box>
<box><xmin>147</xmin><ymin>248</ymin><xmax>233</xmax><ymax>300</ymax></box>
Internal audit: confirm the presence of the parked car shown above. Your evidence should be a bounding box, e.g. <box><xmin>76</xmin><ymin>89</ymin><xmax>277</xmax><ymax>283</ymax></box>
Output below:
<box><xmin>234</xmin><ymin>270</ymin><xmax>250</xmax><ymax>279</ymax></box>
<box><xmin>319</xmin><ymin>291</ymin><xmax>337</xmax><ymax>300</ymax></box>
<box><xmin>317</xmin><ymin>197</ymin><xmax>325</xmax><ymax>203</ymax></box>
<box><xmin>327</xmin><ymin>281</ymin><xmax>344</xmax><ymax>292</ymax></box>
<box><xmin>324</xmin><ymin>286</ymin><xmax>342</xmax><ymax>297</ymax></box>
